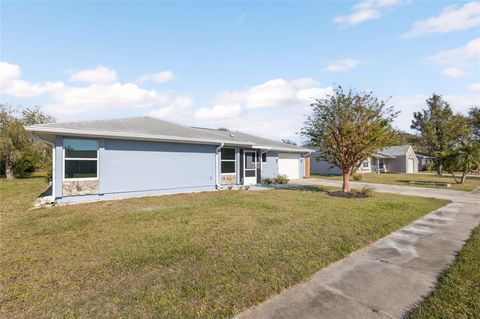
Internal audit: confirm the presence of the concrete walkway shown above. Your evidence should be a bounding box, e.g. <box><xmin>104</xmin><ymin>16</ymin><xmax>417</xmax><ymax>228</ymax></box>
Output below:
<box><xmin>291</xmin><ymin>178</ymin><xmax>480</xmax><ymax>203</ymax></box>
<box><xmin>236</xmin><ymin>179</ymin><xmax>480</xmax><ymax>319</ymax></box>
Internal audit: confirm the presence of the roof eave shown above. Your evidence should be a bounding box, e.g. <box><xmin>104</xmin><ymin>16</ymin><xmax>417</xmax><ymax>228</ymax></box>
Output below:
<box><xmin>25</xmin><ymin>126</ymin><xmax>254</xmax><ymax>147</ymax></box>
<box><xmin>271</xmin><ymin>147</ymin><xmax>315</xmax><ymax>153</ymax></box>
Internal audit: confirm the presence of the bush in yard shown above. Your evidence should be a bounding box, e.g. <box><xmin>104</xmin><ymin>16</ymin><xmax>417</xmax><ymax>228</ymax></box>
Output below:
<box><xmin>15</xmin><ymin>149</ymin><xmax>41</xmax><ymax>177</ymax></box>
<box><xmin>262</xmin><ymin>178</ymin><xmax>273</xmax><ymax>185</ymax></box>
<box><xmin>422</xmin><ymin>162</ymin><xmax>434</xmax><ymax>171</ymax></box>
<box><xmin>354</xmin><ymin>186</ymin><xmax>373</xmax><ymax>197</ymax></box>
<box><xmin>273</xmin><ymin>174</ymin><xmax>289</xmax><ymax>184</ymax></box>
<box><xmin>352</xmin><ymin>173</ymin><xmax>363</xmax><ymax>181</ymax></box>
<box><xmin>0</xmin><ymin>105</ymin><xmax>55</xmax><ymax>179</ymax></box>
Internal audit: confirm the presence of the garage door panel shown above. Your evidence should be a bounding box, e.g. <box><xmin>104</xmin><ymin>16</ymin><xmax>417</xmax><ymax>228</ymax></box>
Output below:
<box><xmin>278</xmin><ymin>153</ymin><xmax>300</xmax><ymax>179</ymax></box>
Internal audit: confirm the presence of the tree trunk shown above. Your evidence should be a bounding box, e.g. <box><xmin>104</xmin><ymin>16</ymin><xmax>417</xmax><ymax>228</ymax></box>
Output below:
<box><xmin>436</xmin><ymin>163</ymin><xmax>442</xmax><ymax>176</ymax></box>
<box><xmin>5</xmin><ymin>159</ymin><xmax>15</xmax><ymax>180</ymax></box>
<box><xmin>342</xmin><ymin>171</ymin><xmax>351</xmax><ymax>193</ymax></box>
<box><xmin>460</xmin><ymin>171</ymin><xmax>468</xmax><ymax>184</ymax></box>
<box><xmin>450</xmin><ymin>171</ymin><xmax>459</xmax><ymax>184</ymax></box>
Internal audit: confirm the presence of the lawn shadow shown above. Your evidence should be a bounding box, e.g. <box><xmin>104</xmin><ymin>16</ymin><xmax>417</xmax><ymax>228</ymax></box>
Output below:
<box><xmin>17</xmin><ymin>175</ymin><xmax>47</xmax><ymax>180</ymax></box>
<box><xmin>38</xmin><ymin>185</ymin><xmax>52</xmax><ymax>198</ymax></box>
<box><xmin>264</xmin><ymin>184</ymin><xmax>331</xmax><ymax>194</ymax></box>
<box><xmin>32</xmin><ymin>185</ymin><xmax>54</xmax><ymax>209</ymax></box>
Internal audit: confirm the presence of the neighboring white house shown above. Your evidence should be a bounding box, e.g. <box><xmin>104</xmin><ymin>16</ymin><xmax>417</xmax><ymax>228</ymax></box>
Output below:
<box><xmin>310</xmin><ymin>145</ymin><xmax>419</xmax><ymax>175</ymax></box>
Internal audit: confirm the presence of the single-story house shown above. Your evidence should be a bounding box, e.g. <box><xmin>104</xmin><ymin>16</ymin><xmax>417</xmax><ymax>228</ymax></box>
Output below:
<box><xmin>310</xmin><ymin>145</ymin><xmax>419</xmax><ymax>175</ymax></box>
<box><xmin>416</xmin><ymin>153</ymin><xmax>435</xmax><ymax>171</ymax></box>
<box><xmin>26</xmin><ymin>116</ymin><xmax>312</xmax><ymax>204</ymax></box>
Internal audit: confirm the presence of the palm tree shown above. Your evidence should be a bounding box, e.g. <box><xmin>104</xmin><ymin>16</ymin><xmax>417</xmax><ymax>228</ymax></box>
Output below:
<box><xmin>443</xmin><ymin>142</ymin><xmax>480</xmax><ymax>184</ymax></box>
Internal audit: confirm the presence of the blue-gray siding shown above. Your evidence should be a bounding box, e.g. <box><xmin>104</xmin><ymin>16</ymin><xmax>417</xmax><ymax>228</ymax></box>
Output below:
<box><xmin>310</xmin><ymin>157</ymin><xmax>342</xmax><ymax>175</ymax></box>
<box><xmin>261</xmin><ymin>151</ymin><xmax>279</xmax><ymax>179</ymax></box>
<box><xmin>55</xmin><ymin>136</ymin><xmax>217</xmax><ymax>202</ymax></box>
<box><xmin>100</xmin><ymin>139</ymin><xmax>216</xmax><ymax>194</ymax></box>
<box><xmin>53</xmin><ymin>136</ymin><xmax>306</xmax><ymax>203</ymax></box>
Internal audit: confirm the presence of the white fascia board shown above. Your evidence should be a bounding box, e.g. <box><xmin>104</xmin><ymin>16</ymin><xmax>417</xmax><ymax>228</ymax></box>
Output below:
<box><xmin>251</xmin><ymin>144</ymin><xmax>314</xmax><ymax>153</ymax></box>
<box><xmin>274</xmin><ymin>148</ymin><xmax>316</xmax><ymax>153</ymax></box>
<box><xmin>25</xmin><ymin>126</ymin><xmax>254</xmax><ymax>147</ymax></box>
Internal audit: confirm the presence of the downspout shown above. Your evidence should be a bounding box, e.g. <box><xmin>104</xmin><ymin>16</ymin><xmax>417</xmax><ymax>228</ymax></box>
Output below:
<box><xmin>215</xmin><ymin>143</ymin><xmax>224</xmax><ymax>190</ymax></box>
<box><xmin>31</xmin><ymin>133</ymin><xmax>55</xmax><ymax>203</ymax></box>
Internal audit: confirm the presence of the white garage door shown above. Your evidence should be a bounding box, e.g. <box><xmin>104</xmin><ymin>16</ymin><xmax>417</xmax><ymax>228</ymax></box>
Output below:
<box><xmin>407</xmin><ymin>158</ymin><xmax>415</xmax><ymax>173</ymax></box>
<box><xmin>278</xmin><ymin>153</ymin><xmax>300</xmax><ymax>179</ymax></box>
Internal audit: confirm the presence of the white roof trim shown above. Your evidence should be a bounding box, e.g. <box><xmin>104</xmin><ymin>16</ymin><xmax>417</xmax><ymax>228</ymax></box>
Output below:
<box><xmin>25</xmin><ymin>126</ymin><xmax>253</xmax><ymax>146</ymax></box>
<box><xmin>25</xmin><ymin>126</ymin><xmax>313</xmax><ymax>152</ymax></box>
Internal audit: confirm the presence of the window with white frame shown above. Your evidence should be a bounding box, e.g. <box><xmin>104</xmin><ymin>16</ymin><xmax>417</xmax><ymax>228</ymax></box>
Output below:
<box><xmin>362</xmin><ymin>159</ymin><xmax>369</xmax><ymax>168</ymax></box>
<box><xmin>221</xmin><ymin>148</ymin><xmax>236</xmax><ymax>174</ymax></box>
<box><xmin>64</xmin><ymin>138</ymin><xmax>98</xmax><ymax>179</ymax></box>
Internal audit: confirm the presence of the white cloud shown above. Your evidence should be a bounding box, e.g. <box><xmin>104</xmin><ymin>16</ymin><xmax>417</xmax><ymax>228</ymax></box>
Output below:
<box><xmin>469</xmin><ymin>83</ymin><xmax>480</xmax><ymax>91</ymax></box>
<box><xmin>137</xmin><ymin>71</ymin><xmax>175</xmax><ymax>83</ymax></box>
<box><xmin>0</xmin><ymin>61</ymin><xmax>64</xmax><ymax>97</ymax></box>
<box><xmin>391</xmin><ymin>93</ymin><xmax>480</xmax><ymax>132</ymax></box>
<box><xmin>146</xmin><ymin>105</ymin><xmax>184</xmax><ymax>119</ymax></box>
<box><xmin>215</xmin><ymin>78</ymin><xmax>332</xmax><ymax>109</ymax></box>
<box><xmin>427</xmin><ymin>38</ymin><xmax>480</xmax><ymax>79</ymax></box>
<box><xmin>427</xmin><ymin>38</ymin><xmax>480</xmax><ymax>65</ymax></box>
<box><xmin>334</xmin><ymin>0</ymin><xmax>407</xmax><ymax>26</ymax></box>
<box><xmin>172</xmin><ymin>96</ymin><xmax>193</xmax><ymax>109</ymax></box>
<box><xmin>323</xmin><ymin>59</ymin><xmax>363</xmax><ymax>72</ymax></box>
<box><xmin>403</xmin><ymin>1</ymin><xmax>480</xmax><ymax>38</ymax></box>
<box><xmin>194</xmin><ymin>104</ymin><xmax>243</xmax><ymax>120</ymax></box>
<box><xmin>145</xmin><ymin>78</ymin><xmax>331</xmax><ymax>142</ymax></box>
<box><xmin>296</xmin><ymin>87</ymin><xmax>334</xmax><ymax>102</ymax></box>
<box><xmin>69</xmin><ymin>65</ymin><xmax>117</xmax><ymax>84</ymax></box>
<box><xmin>3</xmin><ymin>80</ymin><xmax>64</xmax><ymax>97</ymax></box>
<box><xmin>442</xmin><ymin>67</ymin><xmax>467</xmax><ymax>79</ymax></box>
<box><xmin>290</xmin><ymin>78</ymin><xmax>319</xmax><ymax>88</ymax></box>
<box><xmin>1</xmin><ymin>61</ymin><xmax>192</xmax><ymax>119</ymax></box>
<box><xmin>0</xmin><ymin>61</ymin><xmax>21</xmax><ymax>82</ymax></box>
<box><xmin>52</xmin><ymin>83</ymin><xmax>169</xmax><ymax>108</ymax></box>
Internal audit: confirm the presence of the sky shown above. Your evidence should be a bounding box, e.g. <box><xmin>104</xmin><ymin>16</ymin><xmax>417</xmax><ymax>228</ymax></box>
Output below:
<box><xmin>1</xmin><ymin>0</ymin><xmax>479</xmax><ymax>143</ymax></box>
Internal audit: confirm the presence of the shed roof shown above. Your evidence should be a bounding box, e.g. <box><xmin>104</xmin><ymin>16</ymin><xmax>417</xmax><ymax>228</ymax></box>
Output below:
<box><xmin>380</xmin><ymin>145</ymin><xmax>413</xmax><ymax>156</ymax></box>
<box><xmin>26</xmin><ymin>116</ymin><xmax>311</xmax><ymax>153</ymax></box>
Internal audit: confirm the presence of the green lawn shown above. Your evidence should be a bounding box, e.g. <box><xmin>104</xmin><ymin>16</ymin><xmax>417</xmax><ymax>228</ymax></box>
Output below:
<box><xmin>408</xmin><ymin>226</ymin><xmax>480</xmax><ymax>319</ymax></box>
<box><xmin>0</xmin><ymin>177</ymin><xmax>448</xmax><ymax>318</ymax></box>
<box><xmin>311</xmin><ymin>173</ymin><xmax>480</xmax><ymax>191</ymax></box>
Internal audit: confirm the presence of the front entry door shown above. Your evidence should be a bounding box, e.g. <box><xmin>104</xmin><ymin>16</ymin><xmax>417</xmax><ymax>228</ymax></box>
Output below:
<box><xmin>244</xmin><ymin>151</ymin><xmax>257</xmax><ymax>185</ymax></box>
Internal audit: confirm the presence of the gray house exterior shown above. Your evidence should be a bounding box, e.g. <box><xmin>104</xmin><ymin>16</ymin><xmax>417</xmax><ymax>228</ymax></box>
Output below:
<box><xmin>379</xmin><ymin>145</ymin><xmax>419</xmax><ymax>173</ymax></box>
<box><xmin>310</xmin><ymin>145</ymin><xmax>419</xmax><ymax>175</ymax></box>
<box><xmin>26</xmin><ymin>117</ymin><xmax>311</xmax><ymax>204</ymax></box>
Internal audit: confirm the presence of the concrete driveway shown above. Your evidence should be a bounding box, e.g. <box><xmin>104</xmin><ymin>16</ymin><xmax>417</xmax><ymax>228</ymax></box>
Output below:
<box><xmin>236</xmin><ymin>179</ymin><xmax>480</xmax><ymax>319</ymax></box>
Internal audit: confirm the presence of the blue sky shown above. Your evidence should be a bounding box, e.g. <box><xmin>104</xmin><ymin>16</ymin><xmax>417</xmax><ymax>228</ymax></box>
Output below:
<box><xmin>1</xmin><ymin>0</ymin><xmax>479</xmax><ymax>142</ymax></box>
